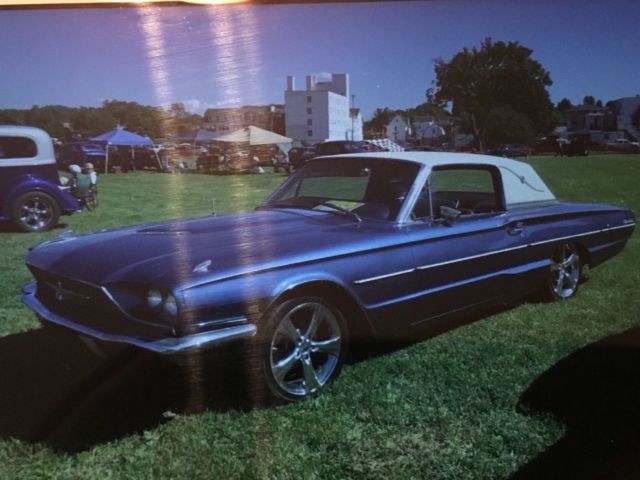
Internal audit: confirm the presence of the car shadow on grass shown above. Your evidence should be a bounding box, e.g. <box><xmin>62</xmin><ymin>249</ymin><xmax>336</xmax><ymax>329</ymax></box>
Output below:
<box><xmin>0</xmin><ymin>305</ymin><xmax>501</xmax><ymax>453</ymax></box>
<box><xmin>0</xmin><ymin>324</ymin><xmax>262</xmax><ymax>452</ymax></box>
<box><xmin>0</xmin><ymin>222</ymin><xmax>71</xmax><ymax>234</ymax></box>
<box><xmin>511</xmin><ymin>325</ymin><xmax>640</xmax><ymax>480</ymax></box>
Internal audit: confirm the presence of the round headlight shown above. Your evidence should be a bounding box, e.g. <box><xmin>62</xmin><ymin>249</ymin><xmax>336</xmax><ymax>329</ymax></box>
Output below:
<box><xmin>163</xmin><ymin>294</ymin><xmax>178</xmax><ymax>318</ymax></box>
<box><xmin>146</xmin><ymin>289</ymin><xmax>163</xmax><ymax>310</ymax></box>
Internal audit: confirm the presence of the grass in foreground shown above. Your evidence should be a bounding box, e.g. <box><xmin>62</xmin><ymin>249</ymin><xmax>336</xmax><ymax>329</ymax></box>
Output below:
<box><xmin>0</xmin><ymin>156</ymin><xmax>638</xmax><ymax>479</ymax></box>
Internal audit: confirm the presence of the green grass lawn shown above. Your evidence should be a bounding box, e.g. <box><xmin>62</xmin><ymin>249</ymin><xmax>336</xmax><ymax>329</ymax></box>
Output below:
<box><xmin>0</xmin><ymin>156</ymin><xmax>638</xmax><ymax>479</ymax></box>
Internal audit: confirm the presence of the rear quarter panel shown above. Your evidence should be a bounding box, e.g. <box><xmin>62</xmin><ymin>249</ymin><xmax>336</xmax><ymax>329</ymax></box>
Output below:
<box><xmin>504</xmin><ymin>201</ymin><xmax>635</xmax><ymax>298</ymax></box>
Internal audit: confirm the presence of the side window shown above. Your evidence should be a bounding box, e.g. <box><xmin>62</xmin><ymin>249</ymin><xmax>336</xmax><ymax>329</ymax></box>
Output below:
<box><xmin>0</xmin><ymin>136</ymin><xmax>37</xmax><ymax>159</ymax></box>
<box><xmin>411</xmin><ymin>166</ymin><xmax>503</xmax><ymax>219</ymax></box>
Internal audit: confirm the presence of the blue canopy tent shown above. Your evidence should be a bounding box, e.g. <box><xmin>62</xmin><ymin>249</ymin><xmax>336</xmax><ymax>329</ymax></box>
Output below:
<box><xmin>90</xmin><ymin>127</ymin><xmax>158</xmax><ymax>173</ymax></box>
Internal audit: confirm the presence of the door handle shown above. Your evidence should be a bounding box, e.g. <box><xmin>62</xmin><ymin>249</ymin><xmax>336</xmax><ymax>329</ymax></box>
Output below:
<box><xmin>507</xmin><ymin>221</ymin><xmax>525</xmax><ymax>235</ymax></box>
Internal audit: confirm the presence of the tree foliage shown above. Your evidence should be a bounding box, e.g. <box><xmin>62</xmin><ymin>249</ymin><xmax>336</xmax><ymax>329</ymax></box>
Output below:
<box><xmin>484</xmin><ymin>106</ymin><xmax>536</xmax><ymax>147</ymax></box>
<box><xmin>70</xmin><ymin>107</ymin><xmax>117</xmax><ymax>138</ymax></box>
<box><xmin>557</xmin><ymin>98</ymin><xmax>574</xmax><ymax>112</ymax></box>
<box><xmin>0</xmin><ymin>100</ymin><xmax>203</xmax><ymax>141</ymax></box>
<box><xmin>432</xmin><ymin>38</ymin><xmax>553</xmax><ymax>150</ymax></box>
<box><xmin>364</xmin><ymin>107</ymin><xmax>399</xmax><ymax>137</ymax></box>
<box><xmin>168</xmin><ymin>102</ymin><xmax>206</xmax><ymax>136</ymax></box>
<box><xmin>364</xmin><ymin>103</ymin><xmax>451</xmax><ymax>139</ymax></box>
<box><xmin>101</xmin><ymin>100</ymin><xmax>164</xmax><ymax>138</ymax></box>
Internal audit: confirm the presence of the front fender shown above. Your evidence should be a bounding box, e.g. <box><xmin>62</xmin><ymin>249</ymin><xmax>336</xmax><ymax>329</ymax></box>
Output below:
<box><xmin>181</xmin><ymin>268</ymin><xmax>373</xmax><ymax>338</ymax></box>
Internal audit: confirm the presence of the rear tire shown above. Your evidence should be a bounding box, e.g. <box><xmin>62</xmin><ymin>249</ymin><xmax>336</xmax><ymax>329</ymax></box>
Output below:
<box><xmin>545</xmin><ymin>243</ymin><xmax>581</xmax><ymax>300</ymax></box>
<box><xmin>12</xmin><ymin>191</ymin><xmax>60</xmax><ymax>232</ymax></box>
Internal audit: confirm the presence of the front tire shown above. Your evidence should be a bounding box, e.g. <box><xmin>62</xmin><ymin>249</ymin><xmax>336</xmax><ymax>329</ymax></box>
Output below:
<box><xmin>12</xmin><ymin>191</ymin><xmax>60</xmax><ymax>232</ymax></box>
<box><xmin>546</xmin><ymin>243</ymin><xmax>581</xmax><ymax>300</ymax></box>
<box><xmin>258</xmin><ymin>297</ymin><xmax>348</xmax><ymax>402</ymax></box>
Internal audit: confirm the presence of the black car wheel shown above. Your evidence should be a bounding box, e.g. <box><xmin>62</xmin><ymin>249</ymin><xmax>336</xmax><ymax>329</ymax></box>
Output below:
<box><xmin>259</xmin><ymin>297</ymin><xmax>348</xmax><ymax>402</ymax></box>
<box><xmin>12</xmin><ymin>191</ymin><xmax>60</xmax><ymax>233</ymax></box>
<box><xmin>546</xmin><ymin>243</ymin><xmax>581</xmax><ymax>300</ymax></box>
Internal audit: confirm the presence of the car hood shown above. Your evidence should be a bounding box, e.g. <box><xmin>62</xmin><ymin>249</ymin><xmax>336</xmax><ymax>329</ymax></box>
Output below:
<box><xmin>26</xmin><ymin>209</ymin><xmax>399</xmax><ymax>289</ymax></box>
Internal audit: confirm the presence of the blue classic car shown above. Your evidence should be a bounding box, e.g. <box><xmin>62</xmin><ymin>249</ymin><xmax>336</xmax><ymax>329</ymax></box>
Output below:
<box><xmin>22</xmin><ymin>153</ymin><xmax>635</xmax><ymax>401</ymax></box>
<box><xmin>1</xmin><ymin>126</ymin><xmax>81</xmax><ymax>232</ymax></box>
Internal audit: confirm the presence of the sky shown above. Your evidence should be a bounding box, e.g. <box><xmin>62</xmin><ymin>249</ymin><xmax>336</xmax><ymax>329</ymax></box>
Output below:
<box><xmin>0</xmin><ymin>0</ymin><xmax>639</xmax><ymax>119</ymax></box>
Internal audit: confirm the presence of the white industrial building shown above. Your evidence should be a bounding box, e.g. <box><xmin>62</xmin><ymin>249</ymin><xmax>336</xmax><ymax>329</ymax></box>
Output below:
<box><xmin>285</xmin><ymin>73</ymin><xmax>363</xmax><ymax>143</ymax></box>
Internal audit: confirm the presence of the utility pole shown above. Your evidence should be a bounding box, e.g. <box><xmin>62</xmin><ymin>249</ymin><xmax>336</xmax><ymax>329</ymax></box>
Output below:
<box><xmin>351</xmin><ymin>94</ymin><xmax>355</xmax><ymax>140</ymax></box>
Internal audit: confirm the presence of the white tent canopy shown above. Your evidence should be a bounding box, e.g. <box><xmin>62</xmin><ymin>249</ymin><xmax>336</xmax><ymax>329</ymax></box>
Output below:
<box><xmin>215</xmin><ymin>126</ymin><xmax>293</xmax><ymax>152</ymax></box>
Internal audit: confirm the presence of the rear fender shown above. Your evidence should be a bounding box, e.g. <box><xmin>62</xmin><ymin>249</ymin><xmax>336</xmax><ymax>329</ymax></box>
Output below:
<box><xmin>2</xmin><ymin>175</ymin><xmax>80</xmax><ymax>217</ymax></box>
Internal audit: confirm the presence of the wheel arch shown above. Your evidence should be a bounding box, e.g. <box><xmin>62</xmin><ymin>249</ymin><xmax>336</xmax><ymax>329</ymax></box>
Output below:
<box><xmin>573</xmin><ymin>241</ymin><xmax>591</xmax><ymax>268</ymax></box>
<box><xmin>4</xmin><ymin>176</ymin><xmax>77</xmax><ymax>216</ymax></box>
<box><xmin>268</xmin><ymin>280</ymin><xmax>377</xmax><ymax>346</ymax></box>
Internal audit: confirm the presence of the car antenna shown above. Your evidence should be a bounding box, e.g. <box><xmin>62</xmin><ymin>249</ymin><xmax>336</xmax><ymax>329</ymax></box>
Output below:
<box><xmin>212</xmin><ymin>198</ymin><xmax>216</xmax><ymax>216</ymax></box>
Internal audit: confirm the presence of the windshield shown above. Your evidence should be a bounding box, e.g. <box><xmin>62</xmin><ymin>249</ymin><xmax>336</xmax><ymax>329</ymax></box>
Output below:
<box><xmin>262</xmin><ymin>157</ymin><xmax>420</xmax><ymax>221</ymax></box>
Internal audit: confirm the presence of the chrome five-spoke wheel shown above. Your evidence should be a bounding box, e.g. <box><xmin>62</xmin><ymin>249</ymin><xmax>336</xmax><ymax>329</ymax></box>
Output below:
<box><xmin>548</xmin><ymin>243</ymin><xmax>581</xmax><ymax>300</ymax></box>
<box><xmin>265</xmin><ymin>298</ymin><xmax>347</xmax><ymax>401</ymax></box>
<box><xmin>13</xmin><ymin>191</ymin><xmax>60</xmax><ymax>233</ymax></box>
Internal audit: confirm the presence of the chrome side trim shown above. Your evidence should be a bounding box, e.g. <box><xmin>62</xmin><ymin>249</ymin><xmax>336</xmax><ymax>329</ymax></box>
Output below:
<box><xmin>353</xmin><ymin>268</ymin><xmax>415</xmax><ymax>285</ymax></box>
<box><xmin>529</xmin><ymin>222</ymin><xmax>635</xmax><ymax>247</ymax></box>
<box><xmin>529</xmin><ymin>229</ymin><xmax>603</xmax><ymax>246</ymax></box>
<box><xmin>366</xmin><ymin>259</ymin><xmax>549</xmax><ymax>310</ymax></box>
<box><xmin>416</xmin><ymin>244</ymin><xmax>528</xmax><ymax>271</ymax></box>
<box><xmin>610</xmin><ymin>222</ymin><xmax>636</xmax><ymax>230</ymax></box>
<box><xmin>22</xmin><ymin>283</ymin><xmax>256</xmax><ymax>354</ymax></box>
<box><xmin>353</xmin><ymin>222</ymin><xmax>635</xmax><ymax>285</ymax></box>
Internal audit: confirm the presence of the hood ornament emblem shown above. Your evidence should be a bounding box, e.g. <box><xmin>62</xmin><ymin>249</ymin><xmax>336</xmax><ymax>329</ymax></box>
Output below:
<box><xmin>193</xmin><ymin>259</ymin><xmax>212</xmax><ymax>273</ymax></box>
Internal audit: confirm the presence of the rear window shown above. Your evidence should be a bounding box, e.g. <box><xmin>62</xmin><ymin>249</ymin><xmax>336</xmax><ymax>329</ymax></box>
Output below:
<box><xmin>0</xmin><ymin>136</ymin><xmax>38</xmax><ymax>159</ymax></box>
<box><xmin>430</xmin><ymin>168</ymin><xmax>496</xmax><ymax>193</ymax></box>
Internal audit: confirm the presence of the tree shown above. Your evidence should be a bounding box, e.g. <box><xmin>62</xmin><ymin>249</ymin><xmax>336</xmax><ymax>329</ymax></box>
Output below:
<box><xmin>484</xmin><ymin>106</ymin><xmax>536</xmax><ymax>148</ymax></box>
<box><xmin>70</xmin><ymin>107</ymin><xmax>116</xmax><ymax>137</ymax></box>
<box><xmin>364</xmin><ymin>108</ymin><xmax>395</xmax><ymax>137</ymax></box>
<box><xmin>583</xmin><ymin>95</ymin><xmax>596</xmax><ymax>106</ymax></box>
<box><xmin>102</xmin><ymin>100</ymin><xmax>164</xmax><ymax>138</ymax></box>
<box><xmin>167</xmin><ymin>103</ymin><xmax>204</xmax><ymax>136</ymax></box>
<box><xmin>432</xmin><ymin>38</ymin><xmax>553</xmax><ymax>151</ymax></box>
<box><xmin>407</xmin><ymin>101</ymin><xmax>451</xmax><ymax>121</ymax></box>
<box><xmin>557</xmin><ymin>98</ymin><xmax>574</xmax><ymax>112</ymax></box>
<box><xmin>23</xmin><ymin>105</ymin><xmax>74</xmax><ymax>139</ymax></box>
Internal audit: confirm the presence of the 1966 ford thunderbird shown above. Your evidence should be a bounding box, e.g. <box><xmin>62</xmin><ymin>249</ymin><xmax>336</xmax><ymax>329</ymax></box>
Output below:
<box><xmin>22</xmin><ymin>152</ymin><xmax>635</xmax><ymax>401</ymax></box>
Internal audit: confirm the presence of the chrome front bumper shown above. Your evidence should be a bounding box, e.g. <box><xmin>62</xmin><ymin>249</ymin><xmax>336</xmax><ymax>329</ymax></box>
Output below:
<box><xmin>22</xmin><ymin>283</ymin><xmax>257</xmax><ymax>354</ymax></box>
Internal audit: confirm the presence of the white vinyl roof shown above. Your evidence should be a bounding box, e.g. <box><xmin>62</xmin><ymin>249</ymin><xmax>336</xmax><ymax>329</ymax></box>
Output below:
<box><xmin>0</xmin><ymin>125</ymin><xmax>56</xmax><ymax>167</ymax></box>
<box><xmin>325</xmin><ymin>151</ymin><xmax>557</xmax><ymax>207</ymax></box>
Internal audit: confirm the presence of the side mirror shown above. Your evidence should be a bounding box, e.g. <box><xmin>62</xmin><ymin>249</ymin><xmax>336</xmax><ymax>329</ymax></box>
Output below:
<box><xmin>440</xmin><ymin>205</ymin><xmax>461</xmax><ymax>225</ymax></box>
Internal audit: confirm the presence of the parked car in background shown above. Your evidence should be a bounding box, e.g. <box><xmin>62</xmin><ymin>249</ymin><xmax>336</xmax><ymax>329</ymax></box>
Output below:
<box><xmin>288</xmin><ymin>146</ymin><xmax>316</xmax><ymax>170</ymax></box>
<box><xmin>607</xmin><ymin>138</ymin><xmax>640</xmax><ymax>153</ymax></box>
<box><xmin>22</xmin><ymin>152</ymin><xmax>635</xmax><ymax>402</ymax></box>
<box><xmin>288</xmin><ymin>139</ymin><xmax>382</xmax><ymax>170</ymax></box>
<box><xmin>196</xmin><ymin>146</ymin><xmax>224</xmax><ymax>174</ymax></box>
<box><xmin>1</xmin><ymin>126</ymin><xmax>80</xmax><ymax>232</ymax></box>
<box><xmin>314</xmin><ymin>140</ymin><xmax>374</xmax><ymax>156</ymax></box>
<box><xmin>405</xmin><ymin>145</ymin><xmax>441</xmax><ymax>152</ymax></box>
<box><xmin>487</xmin><ymin>144</ymin><xmax>531</xmax><ymax>158</ymax></box>
<box><xmin>57</xmin><ymin>142</ymin><xmax>106</xmax><ymax>171</ymax></box>
<box><xmin>132</xmin><ymin>147</ymin><xmax>162</xmax><ymax>171</ymax></box>
<box><xmin>562</xmin><ymin>139</ymin><xmax>590</xmax><ymax>157</ymax></box>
